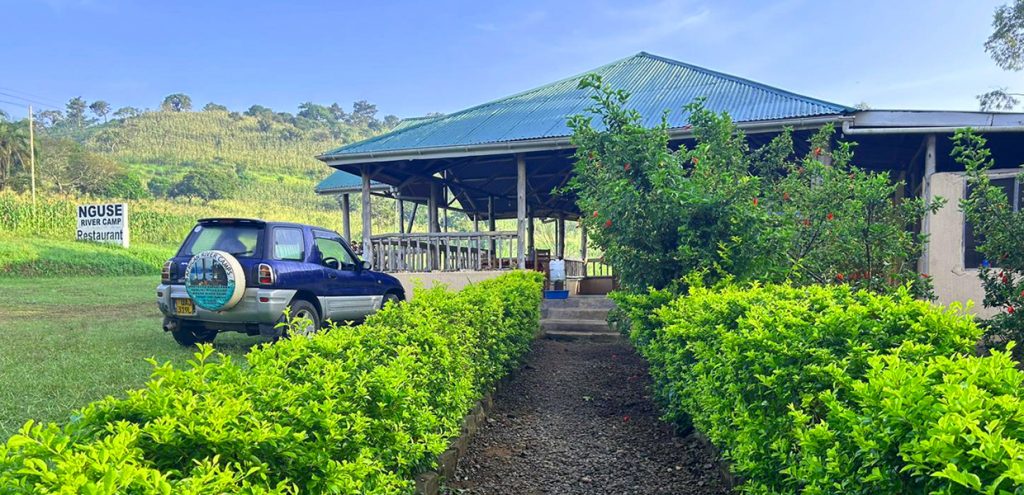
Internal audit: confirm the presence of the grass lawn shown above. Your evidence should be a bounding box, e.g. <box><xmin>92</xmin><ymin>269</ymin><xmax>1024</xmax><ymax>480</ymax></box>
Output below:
<box><xmin>0</xmin><ymin>275</ymin><xmax>259</xmax><ymax>438</ymax></box>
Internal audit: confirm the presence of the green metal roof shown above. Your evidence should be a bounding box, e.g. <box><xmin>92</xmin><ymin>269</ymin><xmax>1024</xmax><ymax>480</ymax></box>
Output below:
<box><xmin>313</xmin><ymin>170</ymin><xmax>390</xmax><ymax>195</ymax></box>
<box><xmin>320</xmin><ymin>52</ymin><xmax>851</xmax><ymax>160</ymax></box>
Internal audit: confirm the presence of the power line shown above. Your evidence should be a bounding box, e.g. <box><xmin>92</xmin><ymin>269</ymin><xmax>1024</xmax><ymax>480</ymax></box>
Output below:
<box><xmin>0</xmin><ymin>86</ymin><xmax>63</xmax><ymax>108</ymax></box>
<box><xmin>0</xmin><ymin>91</ymin><xmax>61</xmax><ymax>110</ymax></box>
<box><xmin>0</xmin><ymin>98</ymin><xmax>31</xmax><ymax>108</ymax></box>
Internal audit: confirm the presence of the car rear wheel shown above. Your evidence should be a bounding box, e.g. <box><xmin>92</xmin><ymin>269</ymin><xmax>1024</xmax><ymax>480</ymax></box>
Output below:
<box><xmin>285</xmin><ymin>299</ymin><xmax>321</xmax><ymax>338</ymax></box>
<box><xmin>171</xmin><ymin>324</ymin><xmax>217</xmax><ymax>347</ymax></box>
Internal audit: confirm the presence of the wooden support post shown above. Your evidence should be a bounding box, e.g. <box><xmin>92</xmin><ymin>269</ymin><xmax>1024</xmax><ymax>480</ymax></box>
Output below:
<box><xmin>397</xmin><ymin>196</ymin><xmax>405</xmax><ymax>234</ymax></box>
<box><xmin>442</xmin><ymin>173</ymin><xmax>449</xmax><ymax>233</ymax></box>
<box><xmin>580</xmin><ymin>221</ymin><xmax>587</xmax><ymax>261</ymax></box>
<box><xmin>407</xmin><ymin>202</ymin><xmax>418</xmax><ymax>233</ymax></box>
<box><xmin>473</xmin><ymin>214</ymin><xmax>480</xmax><ymax>232</ymax></box>
<box><xmin>556</xmin><ymin>217</ymin><xmax>565</xmax><ymax>258</ymax></box>
<box><xmin>528</xmin><ymin>214</ymin><xmax>535</xmax><ymax>267</ymax></box>
<box><xmin>360</xmin><ymin>167</ymin><xmax>373</xmax><ymax>264</ymax></box>
<box><xmin>920</xmin><ymin>134</ymin><xmax>937</xmax><ymax>274</ymax></box>
<box><xmin>516</xmin><ymin>155</ymin><xmax>527</xmax><ymax>269</ymax></box>
<box><xmin>341</xmin><ymin>193</ymin><xmax>352</xmax><ymax>242</ymax></box>
<box><xmin>488</xmin><ymin>195</ymin><xmax>496</xmax><ymax>255</ymax></box>
<box><xmin>428</xmin><ymin>182</ymin><xmax>440</xmax><ymax>233</ymax></box>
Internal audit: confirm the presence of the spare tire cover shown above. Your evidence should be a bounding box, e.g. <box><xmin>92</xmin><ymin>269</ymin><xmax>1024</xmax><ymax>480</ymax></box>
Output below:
<box><xmin>184</xmin><ymin>250</ymin><xmax>246</xmax><ymax>311</ymax></box>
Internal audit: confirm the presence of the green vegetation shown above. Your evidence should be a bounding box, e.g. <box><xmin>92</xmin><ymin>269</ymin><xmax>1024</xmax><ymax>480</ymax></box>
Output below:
<box><xmin>567</xmin><ymin>74</ymin><xmax>936</xmax><ymax>295</ymax></box>
<box><xmin>0</xmin><ymin>276</ymin><xmax>253</xmax><ymax>439</ymax></box>
<box><xmin>956</xmin><ymin>129</ymin><xmax>1024</xmax><ymax>355</ymax></box>
<box><xmin>0</xmin><ymin>234</ymin><xmax>173</xmax><ymax>277</ymax></box>
<box><xmin>0</xmin><ymin>271</ymin><xmax>543</xmax><ymax>493</ymax></box>
<box><xmin>614</xmin><ymin>283</ymin><xmax>1008</xmax><ymax>494</ymax></box>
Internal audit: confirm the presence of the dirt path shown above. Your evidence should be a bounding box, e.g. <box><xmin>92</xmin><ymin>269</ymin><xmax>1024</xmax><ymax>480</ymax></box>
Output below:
<box><xmin>446</xmin><ymin>339</ymin><xmax>730</xmax><ymax>495</ymax></box>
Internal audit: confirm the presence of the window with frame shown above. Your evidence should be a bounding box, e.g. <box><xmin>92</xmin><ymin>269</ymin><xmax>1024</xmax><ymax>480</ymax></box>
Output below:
<box><xmin>273</xmin><ymin>228</ymin><xmax>305</xmax><ymax>261</ymax></box>
<box><xmin>964</xmin><ymin>175</ymin><xmax>1021</xmax><ymax>268</ymax></box>
<box><xmin>315</xmin><ymin>236</ymin><xmax>358</xmax><ymax>270</ymax></box>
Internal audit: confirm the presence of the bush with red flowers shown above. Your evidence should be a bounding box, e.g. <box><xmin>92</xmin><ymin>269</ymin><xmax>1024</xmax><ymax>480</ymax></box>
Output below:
<box><xmin>955</xmin><ymin>129</ymin><xmax>1024</xmax><ymax>354</ymax></box>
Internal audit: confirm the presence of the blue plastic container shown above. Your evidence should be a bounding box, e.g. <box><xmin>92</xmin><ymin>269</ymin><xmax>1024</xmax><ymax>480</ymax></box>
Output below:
<box><xmin>544</xmin><ymin>290</ymin><xmax>569</xmax><ymax>299</ymax></box>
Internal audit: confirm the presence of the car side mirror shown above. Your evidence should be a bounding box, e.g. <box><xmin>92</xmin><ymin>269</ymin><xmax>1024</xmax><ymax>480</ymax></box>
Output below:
<box><xmin>361</xmin><ymin>260</ymin><xmax>371</xmax><ymax>271</ymax></box>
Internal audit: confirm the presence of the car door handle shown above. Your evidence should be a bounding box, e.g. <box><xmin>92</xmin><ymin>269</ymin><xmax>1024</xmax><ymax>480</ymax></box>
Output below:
<box><xmin>328</xmin><ymin>272</ymin><xmax>337</xmax><ymax>279</ymax></box>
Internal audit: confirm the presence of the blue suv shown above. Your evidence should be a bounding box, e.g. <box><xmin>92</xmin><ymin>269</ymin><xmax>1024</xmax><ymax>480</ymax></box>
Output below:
<box><xmin>156</xmin><ymin>218</ymin><xmax>405</xmax><ymax>346</ymax></box>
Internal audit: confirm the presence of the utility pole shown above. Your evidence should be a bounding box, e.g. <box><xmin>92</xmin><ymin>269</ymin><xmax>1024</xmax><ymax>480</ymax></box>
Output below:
<box><xmin>28</xmin><ymin>105</ymin><xmax>37</xmax><ymax>217</ymax></box>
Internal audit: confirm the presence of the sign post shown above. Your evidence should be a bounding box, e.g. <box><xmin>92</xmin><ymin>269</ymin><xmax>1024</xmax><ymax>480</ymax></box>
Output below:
<box><xmin>76</xmin><ymin>203</ymin><xmax>129</xmax><ymax>247</ymax></box>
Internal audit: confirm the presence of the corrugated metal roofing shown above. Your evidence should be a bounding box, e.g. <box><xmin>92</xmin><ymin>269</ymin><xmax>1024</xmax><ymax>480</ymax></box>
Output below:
<box><xmin>321</xmin><ymin>52</ymin><xmax>851</xmax><ymax>159</ymax></box>
<box><xmin>314</xmin><ymin>170</ymin><xmax>388</xmax><ymax>195</ymax></box>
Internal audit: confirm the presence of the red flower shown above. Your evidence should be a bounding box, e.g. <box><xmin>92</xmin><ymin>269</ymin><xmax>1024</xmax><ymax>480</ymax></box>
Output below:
<box><xmin>827</xmin><ymin>212</ymin><xmax>835</xmax><ymax>221</ymax></box>
<box><xmin>797</xmin><ymin>167</ymin><xmax>805</xmax><ymax>174</ymax></box>
<box><xmin>1010</xmin><ymin>306</ymin><xmax>1016</xmax><ymax>315</ymax></box>
<box><xmin>836</xmin><ymin>273</ymin><xmax>845</xmax><ymax>281</ymax></box>
<box><xmin>1002</xmin><ymin>272</ymin><xmax>1010</xmax><ymax>284</ymax></box>
<box><xmin>592</xmin><ymin>210</ymin><xmax>599</xmax><ymax>218</ymax></box>
<box><xmin>850</xmin><ymin>272</ymin><xmax>859</xmax><ymax>280</ymax></box>
<box><xmin>1020</xmin><ymin>290</ymin><xmax>1024</xmax><ymax>298</ymax></box>
<box><xmin>802</xmin><ymin>219</ymin><xmax>811</xmax><ymax>226</ymax></box>
<box><xmin>753</xmin><ymin>197</ymin><xmax>759</xmax><ymax>206</ymax></box>
<box><xmin>624</xmin><ymin>163</ymin><xmax>631</xmax><ymax>171</ymax></box>
<box><xmin>691</xmin><ymin>157</ymin><xmax>699</xmax><ymax>165</ymax></box>
<box><xmin>623</xmin><ymin>415</ymin><xmax>631</xmax><ymax>422</ymax></box>
<box><xmin>920</xmin><ymin>273</ymin><xmax>929</xmax><ymax>279</ymax></box>
<box><xmin>783</xmin><ymin>192</ymin><xmax>790</xmax><ymax>201</ymax></box>
<box><xmin>813</xmin><ymin>147</ymin><xmax>822</xmax><ymax>156</ymax></box>
<box><xmin>604</xmin><ymin>219</ymin><xmax>612</xmax><ymax>228</ymax></box>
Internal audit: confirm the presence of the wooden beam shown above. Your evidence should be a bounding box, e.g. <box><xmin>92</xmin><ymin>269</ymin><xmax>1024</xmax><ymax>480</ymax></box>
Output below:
<box><xmin>920</xmin><ymin>134</ymin><xmax>937</xmax><ymax>274</ymax></box>
<box><xmin>556</xmin><ymin>217</ymin><xmax>565</xmax><ymax>258</ymax></box>
<box><xmin>580</xmin><ymin>221</ymin><xmax>587</xmax><ymax>261</ymax></box>
<box><xmin>428</xmin><ymin>182</ymin><xmax>440</xmax><ymax>233</ymax></box>
<box><xmin>341</xmin><ymin>194</ymin><xmax>352</xmax><ymax>242</ymax></box>
<box><xmin>396</xmin><ymin>197</ymin><xmax>405</xmax><ymax>234</ymax></box>
<box><xmin>517</xmin><ymin>155</ymin><xmax>527</xmax><ymax>269</ymax></box>
<box><xmin>361</xmin><ymin>167</ymin><xmax>373</xmax><ymax>263</ymax></box>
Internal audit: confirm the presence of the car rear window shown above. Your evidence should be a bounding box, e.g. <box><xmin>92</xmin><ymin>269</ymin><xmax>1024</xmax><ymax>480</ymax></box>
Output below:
<box><xmin>180</xmin><ymin>224</ymin><xmax>263</xmax><ymax>258</ymax></box>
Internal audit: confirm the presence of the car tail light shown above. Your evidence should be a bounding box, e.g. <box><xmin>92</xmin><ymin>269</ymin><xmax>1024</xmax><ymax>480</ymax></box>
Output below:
<box><xmin>258</xmin><ymin>263</ymin><xmax>275</xmax><ymax>285</ymax></box>
<box><xmin>161</xmin><ymin>260</ymin><xmax>173</xmax><ymax>283</ymax></box>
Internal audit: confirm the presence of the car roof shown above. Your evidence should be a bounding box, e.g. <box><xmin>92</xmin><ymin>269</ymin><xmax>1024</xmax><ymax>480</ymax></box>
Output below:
<box><xmin>197</xmin><ymin>217</ymin><xmax>336</xmax><ymax>233</ymax></box>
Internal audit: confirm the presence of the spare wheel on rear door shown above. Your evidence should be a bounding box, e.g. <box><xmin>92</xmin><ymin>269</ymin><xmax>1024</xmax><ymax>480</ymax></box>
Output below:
<box><xmin>184</xmin><ymin>250</ymin><xmax>246</xmax><ymax>311</ymax></box>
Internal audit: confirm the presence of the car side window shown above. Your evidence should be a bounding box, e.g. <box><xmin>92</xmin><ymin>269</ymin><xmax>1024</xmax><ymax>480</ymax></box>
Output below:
<box><xmin>315</xmin><ymin>237</ymin><xmax>357</xmax><ymax>269</ymax></box>
<box><xmin>273</xmin><ymin>228</ymin><xmax>305</xmax><ymax>261</ymax></box>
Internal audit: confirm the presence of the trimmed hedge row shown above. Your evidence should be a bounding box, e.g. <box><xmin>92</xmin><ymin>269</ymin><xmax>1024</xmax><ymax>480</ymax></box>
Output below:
<box><xmin>615</xmin><ymin>283</ymin><xmax>1024</xmax><ymax>494</ymax></box>
<box><xmin>0</xmin><ymin>271</ymin><xmax>543</xmax><ymax>494</ymax></box>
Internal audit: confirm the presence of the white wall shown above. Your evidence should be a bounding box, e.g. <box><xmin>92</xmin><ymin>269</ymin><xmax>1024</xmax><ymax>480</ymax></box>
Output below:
<box><xmin>927</xmin><ymin>171</ymin><xmax>1002</xmax><ymax>317</ymax></box>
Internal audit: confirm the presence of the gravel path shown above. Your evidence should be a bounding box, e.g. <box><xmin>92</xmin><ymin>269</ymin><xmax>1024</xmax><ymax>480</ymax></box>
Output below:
<box><xmin>446</xmin><ymin>339</ymin><xmax>730</xmax><ymax>494</ymax></box>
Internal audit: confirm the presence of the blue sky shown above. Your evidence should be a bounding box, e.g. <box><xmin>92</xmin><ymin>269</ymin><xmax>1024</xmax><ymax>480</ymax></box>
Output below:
<box><xmin>0</xmin><ymin>0</ymin><xmax>1019</xmax><ymax>119</ymax></box>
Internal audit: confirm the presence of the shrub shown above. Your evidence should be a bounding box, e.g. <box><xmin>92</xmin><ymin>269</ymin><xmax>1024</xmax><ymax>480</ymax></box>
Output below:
<box><xmin>955</xmin><ymin>129</ymin><xmax>1024</xmax><ymax>354</ymax></box>
<box><xmin>0</xmin><ymin>271</ymin><xmax>543</xmax><ymax>493</ymax></box>
<box><xmin>620</xmin><ymin>283</ymin><xmax>983</xmax><ymax>493</ymax></box>
<box><xmin>567</xmin><ymin>75</ymin><xmax>938</xmax><ymax>295</ymax></box>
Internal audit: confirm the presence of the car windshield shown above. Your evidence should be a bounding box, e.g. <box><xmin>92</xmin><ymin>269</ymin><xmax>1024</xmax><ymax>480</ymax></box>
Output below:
<box><xmin>180</xmin><ymin>224</ymin><xmax>263</xmax><ymax>258</ymax></box>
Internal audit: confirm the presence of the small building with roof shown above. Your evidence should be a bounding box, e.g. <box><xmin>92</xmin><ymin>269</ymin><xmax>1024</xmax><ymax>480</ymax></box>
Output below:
<box><xmin>316</xmin><ymin>52</ymin><xmax>1024</xmax><ymax>310</ymax></box>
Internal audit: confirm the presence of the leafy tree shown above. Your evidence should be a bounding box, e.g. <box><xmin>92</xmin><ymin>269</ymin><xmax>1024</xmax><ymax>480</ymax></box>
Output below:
<box><xmin>36</xmin><ymin>109</ymin><xmax>64</xmax><ymax>127</ymax></box>
<box><xmin>161</xmin><ymin>93</ymin><xmax>192</xmax><ymax>112</ymax></box>
<box><xmin>112</xmin><ymin>106</ymin><xmax>141</xmax><ymax>120</ymax></box>
<box><xmin>89</xmin><ymin>100</ymin><xmax>111</xmax><ymax>122</ymax></box>
<box><xmin>101</xmin><ymin>171</ymin><xmax>151</xmax><ymax>199</ymax></box>
<box><xmin>168</xmin><ymin>166</ymin><xmax>240</xmax><ymax>202</ymax></box>
<box><xmin>980</xmin><ymin>0</ymin><xmax>1024</xmax><ymax>110</ymax></box>
<box><xmin>955</xmin><ymin>129</ymin><xmax>1024</xmax><ymax>354</ymax></box>
<box><xmin>347</xmin><ymin>100</ymin><xmax>378</xmax><ymax>127</ymax></box>
<box><xmin>568</xmin><ymin>74</ymin><xmax>937</xmax><ymax>295</ymax></box>
<box><xmin>38</xmin><ymin>137</ymin><xmax>121</xmax><ymax>195</ymax></box>
<box><xmin>0</xmin><ymin>119</ymin><xmax>30</xmax><ymax>190</ymax></box>
<box><xmin>245</xmin><ymin>104</ymin><xmax>273</xmax><ymax>117</ymax></box>
<box><xmin>147</xmin><ymin>175</ymin><xmax>174</xmax><ymax>197</ymax></box>
<box><xmin>66</xmin><ymin>97</ymin><xmax>88</xmax><ymax>128</ymax></box>
<box><xmin>202</xmin><ymin>102</ymin><xmax>228</xmax><ymax>112</ymax></box>
<box><xmin>297</xmin><ymin>102</ymin><xmax>333</xmax><ymax>125</ymax></box>
<box><xmin>382</xmin><ymin>115</ymin><xmax>401</xmax><ymax>129</ymax></box>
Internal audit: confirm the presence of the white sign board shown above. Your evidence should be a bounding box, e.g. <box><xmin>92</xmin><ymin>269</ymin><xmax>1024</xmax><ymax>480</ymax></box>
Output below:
<box><xmin>76</xmin><ymin>203</ymin><xmax>129</xmax><ymax>247</ymax></box>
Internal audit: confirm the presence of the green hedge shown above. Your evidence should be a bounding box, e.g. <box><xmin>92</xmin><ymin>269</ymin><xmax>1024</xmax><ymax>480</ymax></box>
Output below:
<box><xmin>613</xmin><ymin>283</ymin><xmax>1024</xmax><ymax>494</ymax></box>
<box><xmin>0</xmin><ymin>271</ymin><xmax>543</xmax><ymax>494</ymax></box>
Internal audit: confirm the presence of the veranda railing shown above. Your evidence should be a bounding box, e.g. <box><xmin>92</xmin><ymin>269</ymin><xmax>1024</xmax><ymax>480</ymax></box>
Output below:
<box><xmin>368</xmin><ymin>231</ymin><xmax>519</xmax><ymax>272</ymax></box>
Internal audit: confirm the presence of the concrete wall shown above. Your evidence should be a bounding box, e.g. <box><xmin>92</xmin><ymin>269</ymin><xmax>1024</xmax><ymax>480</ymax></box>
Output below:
<box><xmin>927</xmin><ymin>171</ymin><xmax>995</xmax><ymax>317</ymax></box>
<box><xmin>391</xmin><ymin>270</ymin><xmax>510</xmax><ymax>299</ymax></box>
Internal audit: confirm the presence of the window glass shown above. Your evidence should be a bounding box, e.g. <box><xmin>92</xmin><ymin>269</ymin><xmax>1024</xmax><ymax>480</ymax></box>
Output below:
<box><xmin>964</xmin><ymin>177</ymin><xmax>1017</xmax><ymax>268</ymax></box>
<box><xmin>273</xmin><ymin>228</ymin><xmax>305</xmax><ymax>261</ymax></box>
<box><xmin>315</xmin><ymin>237</ymin><xmax>357</xmax><ymax>269</ymax></box>
<box><xmin>181</xmin><ymin>225</ymin><xmax>262</xmax><ymax>257</ymax></box>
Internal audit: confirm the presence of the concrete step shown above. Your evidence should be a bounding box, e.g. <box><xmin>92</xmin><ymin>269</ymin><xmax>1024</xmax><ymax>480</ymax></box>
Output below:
<box><xmin>540</xmin><ymin>318</ymin><xmax>611</xmax><ymax>333</ymax></box>
<box><xmin>541</xmin><ymin>296</ymin><xmax>616</xmax><ymax>310</ymax></box>
<box><xmin>541</xmin><ymin>307</ymin><xmax>611</xmax><ymax>321</ymax></box>
<box><xmin>543</xmin><ymin>330</ymin><xmax>622</xmax><ymax>342</ymax></box>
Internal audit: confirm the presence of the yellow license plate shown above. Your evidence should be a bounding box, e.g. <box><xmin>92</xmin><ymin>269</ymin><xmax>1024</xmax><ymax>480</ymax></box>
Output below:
<box><xmin>174</xmin><ymin>298</ymin><xmax>195</xmax><ymax>315</ymax></box>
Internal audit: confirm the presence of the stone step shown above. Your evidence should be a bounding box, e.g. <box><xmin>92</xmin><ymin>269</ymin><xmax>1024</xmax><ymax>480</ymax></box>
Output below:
<box><xmin>541</xmin><ymin>307</ymin><xmax>611</xmax><ymax>321</ymax></box>
<box><xmin>542</xmin><ymin>330</ymin><xmax>621</xmax><ymax>342</ymax></box>
<box><xmin>540</xmin><ymin>318</ymin><xmax>611</xmax><ymax>333</ymax></box>
<box><xmin>541</xmin><ymin>296</ymin><xmax>616</xmax><ymax>310</ymax></box>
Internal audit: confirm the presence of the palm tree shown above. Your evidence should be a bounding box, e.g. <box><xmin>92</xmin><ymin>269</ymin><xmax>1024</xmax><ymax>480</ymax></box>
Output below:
<box><xmin>0</xmin><ymin>119</ymin><xmax>30</xmax><ymax>191</ymax></box>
